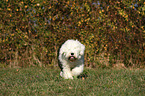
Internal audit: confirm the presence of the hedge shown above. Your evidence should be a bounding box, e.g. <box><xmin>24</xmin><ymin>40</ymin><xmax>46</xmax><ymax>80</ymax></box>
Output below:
<box><xmin>0</xmin><ymin>0</ymin><xmax>144</xmax><ymax>68</ymax></box>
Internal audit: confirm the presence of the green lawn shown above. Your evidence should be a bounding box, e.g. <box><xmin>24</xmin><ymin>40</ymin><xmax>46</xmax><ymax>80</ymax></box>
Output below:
<box><xmin>0</xmin><ymin>67</ymin><xmax>144</xmax><ymax>96</ymax></box>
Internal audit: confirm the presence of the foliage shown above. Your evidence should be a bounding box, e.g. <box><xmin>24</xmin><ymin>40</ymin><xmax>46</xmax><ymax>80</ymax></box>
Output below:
<box><xmin>0</xmin><ymin>0</ymin><xmax>144</xmax><ymax>67</ymax></box>
<box><xmin>0</xmin><ymin>68</ymin><xmax>144</xmax><ymax>95</ymax></box>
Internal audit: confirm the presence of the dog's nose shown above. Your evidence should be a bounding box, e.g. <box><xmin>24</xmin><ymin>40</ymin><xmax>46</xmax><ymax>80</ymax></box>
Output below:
<box><xmin>71</xmin><ymin>53</ymin><xmax>74</xmax><ymax>56</ymax></box>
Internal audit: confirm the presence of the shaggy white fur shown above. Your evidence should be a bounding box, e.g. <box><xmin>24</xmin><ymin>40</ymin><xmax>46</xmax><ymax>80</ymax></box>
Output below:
<box><xmin>58</xmin><ymin>39</ymin><xmax>85</xmax><ymax>79</ymax></box>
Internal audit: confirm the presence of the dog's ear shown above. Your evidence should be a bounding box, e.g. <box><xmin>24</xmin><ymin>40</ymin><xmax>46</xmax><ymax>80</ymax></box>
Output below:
<box><xmin>80</xmin><ymin>44</ymin><xmax>85</xmax><ymax>55</ymax></box>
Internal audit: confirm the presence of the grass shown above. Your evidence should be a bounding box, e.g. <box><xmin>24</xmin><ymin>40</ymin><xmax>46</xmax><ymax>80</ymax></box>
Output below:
<box><xmin>0</xmin><ymin>67</ymin><xmax>144</xmax><ymax>96</ymax></box>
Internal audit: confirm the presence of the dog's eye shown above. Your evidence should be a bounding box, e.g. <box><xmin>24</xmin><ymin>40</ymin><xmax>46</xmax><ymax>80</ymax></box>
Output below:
<box><xmin>62</xmin><ymin>52</ymin><xmax>66</xmax><ymax>56</ymax></box>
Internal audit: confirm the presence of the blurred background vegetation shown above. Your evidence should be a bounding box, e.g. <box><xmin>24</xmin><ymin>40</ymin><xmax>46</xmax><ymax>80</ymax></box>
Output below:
<box><xmin>0</xmin><ymin>0</ymin><xmax>144</xmax><ymax>68</ymax></box>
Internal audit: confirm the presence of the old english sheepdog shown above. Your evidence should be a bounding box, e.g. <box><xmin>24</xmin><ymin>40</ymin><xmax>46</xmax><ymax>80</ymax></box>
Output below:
<box><xmin>58</xmin><ymin>39</ymin><xmax>85</xmax><ymax>79</ymax></box>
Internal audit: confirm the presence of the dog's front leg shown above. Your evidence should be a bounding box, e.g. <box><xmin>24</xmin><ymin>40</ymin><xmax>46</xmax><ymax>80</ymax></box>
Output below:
<box><xmin>61</xmin><ymin>68</ymin><xmax>73</xmax><ymax>79</ymax></box>
<box><xmin>71</xmin><ymin>64</ymin><xmax>84</xmax><ymax>77</ymax></box>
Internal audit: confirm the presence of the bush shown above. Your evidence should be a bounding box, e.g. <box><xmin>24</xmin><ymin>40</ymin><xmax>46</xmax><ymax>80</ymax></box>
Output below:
<box><xmin>0</xmin><ymin>0</ymin><xmax>144</xmax><ymax>68</ymax></box>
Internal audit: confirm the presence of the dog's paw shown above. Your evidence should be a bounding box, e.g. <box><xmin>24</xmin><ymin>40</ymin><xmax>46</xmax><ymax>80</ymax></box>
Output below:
<box><xmin>60</xmin><ymin>71</ymin><xmax>73</xmax><ymax>79</ymax></box>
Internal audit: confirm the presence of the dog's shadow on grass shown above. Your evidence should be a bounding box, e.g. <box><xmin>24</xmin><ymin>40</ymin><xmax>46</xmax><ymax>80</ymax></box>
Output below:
<box><xmin>77</xmin><ymin>73</ymin><xmax>88</xmax><ymax>80</ymax></box>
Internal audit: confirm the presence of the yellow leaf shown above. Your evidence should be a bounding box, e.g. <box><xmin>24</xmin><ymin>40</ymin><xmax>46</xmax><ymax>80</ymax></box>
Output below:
<box><xmin>11</xmin><ymin>34</ymin><xmax>14</xmax><ymax>36</ymax></box>
<box><xmin>25</xmin><ymin>5</ymin><xmax>27</xmax><ymax>8</ymax></box>
<box><xmin>7</xmin><ymin>8</ymin><xmax>11</xmax><ymax>11</ymax></box>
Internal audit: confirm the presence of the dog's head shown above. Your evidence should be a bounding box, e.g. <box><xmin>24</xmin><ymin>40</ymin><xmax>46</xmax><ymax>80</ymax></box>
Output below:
<box><xmin>60</xmin><ymin>40</ymin><xmax>85</xmax><ymax>62</ymax></box>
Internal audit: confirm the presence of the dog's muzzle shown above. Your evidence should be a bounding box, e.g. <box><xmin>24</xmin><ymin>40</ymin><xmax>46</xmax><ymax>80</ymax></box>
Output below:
<box><xmin>68</xmin><ymin>56</ymin><xmax>76</xmax><ymax>62</ymax></box>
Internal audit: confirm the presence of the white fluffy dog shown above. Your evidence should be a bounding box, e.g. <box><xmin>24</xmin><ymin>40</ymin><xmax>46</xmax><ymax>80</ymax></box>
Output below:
<box><xmin>58</xmin><ymin>39</ymin><xmax>85</xmax><ymax>79</ymax></box>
